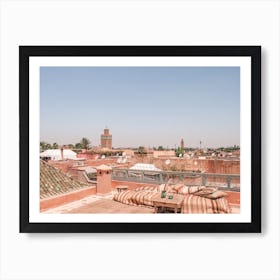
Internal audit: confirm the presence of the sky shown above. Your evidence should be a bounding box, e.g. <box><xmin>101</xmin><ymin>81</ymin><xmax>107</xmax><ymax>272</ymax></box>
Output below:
<box><xmin>40</xmin><ymin>66</ymin><xmax>240</xmax><ymax>149</ymax></box>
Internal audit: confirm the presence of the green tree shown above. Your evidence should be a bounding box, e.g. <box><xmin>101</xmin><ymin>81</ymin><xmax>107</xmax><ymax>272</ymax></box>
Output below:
<box><xmin>80</xmin><ymin>137</ymin><xmax>91</xmax><ymax>150</ymax></box>
<box><xmin>52</xmin><ymin>142</ymin><xmax>59</xmax><ymax>149</ymax></box>
<box><xmin>175</xmin><ymin>147</ymin><xmax>184</xmax><ymax>157</ymax></box>
<box><xmin>137</xmin><ymin>146</ymin><xmax>146</xmax><ymax>154</ymax></box>
<box><xmin>75</xmin><ymin>142</ymin><xmax>82</xmax><ymax>149</ymax></box>
<box><xmin>40</xmin><ymin>141</ymin><xmax>52</xmax><ymax>151</ymax></box>
<box><xmin>40</xmin><ymin>141</ymin><xmax>47</xmax><ymax>152</ymax></box>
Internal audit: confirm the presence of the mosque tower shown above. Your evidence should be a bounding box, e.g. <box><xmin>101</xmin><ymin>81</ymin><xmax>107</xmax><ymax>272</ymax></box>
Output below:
<box><xmin>180</xmin><ymin>138</ymin><xmax>184</xmax><ymax>150</ymax></box>
<box><xmin>100</xmin><ymin>127</ymin><xmax>112</xmax><ymax>149</ymax></box>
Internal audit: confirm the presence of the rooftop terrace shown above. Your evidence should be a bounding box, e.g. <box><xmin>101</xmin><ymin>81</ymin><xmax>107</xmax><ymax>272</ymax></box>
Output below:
<box><xmin>43</xmin><ymin>193</ymin><xmax>154</xmax><ymax>214</ymax></box>
<box><xmin>42</xmin><ymin>192</ymin><xmax>239</xmax><ymax>214</ymax></box>
<box><xmin>40</xmin><ymin>159</ymin><xmax>240</xmax><ymax>214</ymax></box>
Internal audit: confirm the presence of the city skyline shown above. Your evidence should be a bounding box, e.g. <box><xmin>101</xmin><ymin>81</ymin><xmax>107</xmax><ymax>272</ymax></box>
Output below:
<box><xmin>40</xmin><ymin>66</ymin><xmax>240</xmax><ymax>148</ymax></box>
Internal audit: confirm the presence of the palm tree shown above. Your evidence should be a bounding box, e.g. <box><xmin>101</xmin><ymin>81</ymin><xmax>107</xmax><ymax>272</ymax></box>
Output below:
<box><xmin>40</xmin><ymin>141</ymin><xmax>47</xmax><ymax>152</ymax></box>
<box><xmin>40</xmin><ymin>141</ymin><xmax>51</xmax><ymax>152</ymax></box>
<box><xmin>137</xmin><ymin>146</ymin><xmax>146</xmax><ymax>154</ymax></box>
<box><xmin>80</xmin><ymin>137</ymin><xmax>91</xmax><ymax>150</ymax></box>
<box><xmin>52</xmin><ymin>142</ymin><xmax>59</xmax><ymax>149</ymax></box>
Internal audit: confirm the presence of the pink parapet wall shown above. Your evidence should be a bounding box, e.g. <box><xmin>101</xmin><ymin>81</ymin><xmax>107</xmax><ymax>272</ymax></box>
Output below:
<box><xmin>40</xmin><ymin>186</ymin><xmax>96</xmax><ymax>212</ymax></box>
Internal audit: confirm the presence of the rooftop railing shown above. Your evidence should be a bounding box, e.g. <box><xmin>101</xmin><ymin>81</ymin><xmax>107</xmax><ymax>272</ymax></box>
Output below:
<box><xmin>112</xmin><ymin>168</ymin><xmax>240</xmax><ymax>192</ymax></box>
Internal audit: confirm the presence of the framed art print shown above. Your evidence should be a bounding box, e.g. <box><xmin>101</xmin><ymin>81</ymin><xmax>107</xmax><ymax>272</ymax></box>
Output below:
<box><xmin>19</xmin><ymin>46</ymin><xmax>261</xmax><ymax>233</ymax></box>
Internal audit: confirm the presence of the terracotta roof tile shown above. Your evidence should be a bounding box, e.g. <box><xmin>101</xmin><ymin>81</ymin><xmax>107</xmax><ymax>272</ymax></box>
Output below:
<box><xmin>40</xmin><ymin>160</ymin><xmax>89</xmax><ymax>199</ymax></box>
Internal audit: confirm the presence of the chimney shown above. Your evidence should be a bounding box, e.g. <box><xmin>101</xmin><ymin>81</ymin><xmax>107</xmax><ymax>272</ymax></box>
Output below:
<box><xmin>96</xmin><ymin>164</ymin><xmax>112</xmax><ymax>194</ymax></box>
<box><xmin>60</xmin><ymin>146</ymin><xmax>64</xmax><ymax>160</ymax></box>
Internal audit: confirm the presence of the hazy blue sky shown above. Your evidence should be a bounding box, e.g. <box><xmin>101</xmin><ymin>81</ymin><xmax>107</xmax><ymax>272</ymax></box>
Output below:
<box><xmin>40</xmin><ymin>66</ymin><xmax>240</xmax><ymax>149</ymax></box>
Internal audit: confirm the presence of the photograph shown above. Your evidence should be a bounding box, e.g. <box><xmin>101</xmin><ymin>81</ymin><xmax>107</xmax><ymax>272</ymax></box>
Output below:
<box><xmin>20</xmin><ymin>46</ymin><xmax>261</xmax><ymax>232</ymax></box>
<box><xmin>39</xmin><ymin>66</ymin><xmax>240</xmax><ymax>215</ymax></box>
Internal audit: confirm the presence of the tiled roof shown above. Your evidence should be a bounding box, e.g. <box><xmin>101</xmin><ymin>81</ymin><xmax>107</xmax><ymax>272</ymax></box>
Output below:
<box><xmin>40</xmin><ymin>160</ymin><xmax>89</xmax><ymax>199</ymax></box>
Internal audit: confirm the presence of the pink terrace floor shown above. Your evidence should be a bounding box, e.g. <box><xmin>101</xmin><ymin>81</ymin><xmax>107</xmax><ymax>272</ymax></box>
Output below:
<box><xmin>42</xmin><ymin>192</ymin><xmax>240</xmax><ymax>214</ymax></box>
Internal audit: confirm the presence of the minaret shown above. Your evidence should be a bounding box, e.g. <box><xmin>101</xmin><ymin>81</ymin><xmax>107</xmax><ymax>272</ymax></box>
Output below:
<box><xmin>180</xmin><ymin>138</ymin><xmax>184</xmax><ymax>150</ymax></box>
<box><xmin>100</xmin><ymin>127</ymin><xmax>112</xmax><ymax>149</ymax></box>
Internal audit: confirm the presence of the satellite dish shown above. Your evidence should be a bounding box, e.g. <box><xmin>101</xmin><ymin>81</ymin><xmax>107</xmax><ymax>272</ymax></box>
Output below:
<box><xmin>165</xmin><ymin>159</ymin><xmax>170</xmax><ymax>165</ymax></box>
<box><xmin>101</xmin><ymin>155</ymin><xmax>105</xmax><ymax>159</ymax></box>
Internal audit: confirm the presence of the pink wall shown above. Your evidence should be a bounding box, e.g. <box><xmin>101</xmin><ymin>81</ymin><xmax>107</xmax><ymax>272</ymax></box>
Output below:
<box><xmin>40</xmin><ymin>186</ymin><xmax>97</xmax><ymax>211</ymax></box>
<box><xmin>135</xmin><ymin>157</ymin><xmax>240</xmax><ymax>174</ymax></box>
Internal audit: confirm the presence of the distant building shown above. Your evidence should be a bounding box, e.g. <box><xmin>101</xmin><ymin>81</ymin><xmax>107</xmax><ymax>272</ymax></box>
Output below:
<box><xmin>40</xmin><ymin>149</ymin><xmax>77</xmax><ymax>161</ymax></box>
<box><xmin>100</xmin><ymin>127</ymin><xmax>112</xmax><ymax>149</ymax></box>
<box><xmin>153</xmin><ymin>150</ymin><xmax>175</xmax><ymax>158</ymax></box>
<box><xmin>130</xmin><ymin>163</ymin><xmax>162</xmax><ymax>172</ymax></box>
<box><xmin>180</xmin><ymin>138</ymin><xmax>184</xmax><ymax>150</ymax></box>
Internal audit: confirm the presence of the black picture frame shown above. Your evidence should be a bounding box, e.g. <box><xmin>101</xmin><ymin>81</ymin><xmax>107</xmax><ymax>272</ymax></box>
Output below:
<box><xmin>20</xmin><ymin>46</ymin><xmax>261</xmax><ymax>233</ymax></box>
